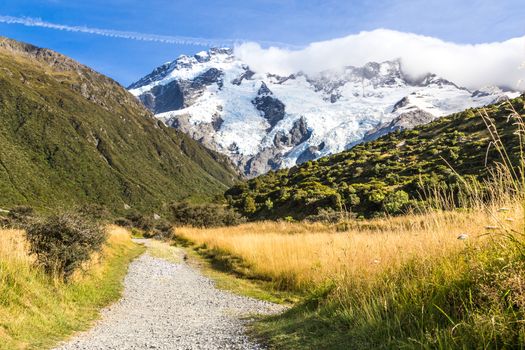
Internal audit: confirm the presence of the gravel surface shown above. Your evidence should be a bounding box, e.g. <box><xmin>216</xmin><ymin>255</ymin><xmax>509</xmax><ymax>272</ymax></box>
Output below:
<box><xmin>54</xmin><ymin>240</ymin><xmax>284</xmax><ymax>350</ymax></box>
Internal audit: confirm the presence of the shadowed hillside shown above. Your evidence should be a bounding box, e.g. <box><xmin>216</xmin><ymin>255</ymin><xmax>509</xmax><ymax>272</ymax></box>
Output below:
<box><xmin>0</xmin><ymin>37</ymin><xmax>238</xmax><ymax>214</ymax></box>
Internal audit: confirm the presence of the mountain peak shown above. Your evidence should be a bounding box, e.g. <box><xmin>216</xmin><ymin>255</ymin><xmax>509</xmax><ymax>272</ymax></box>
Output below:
<box><xmin>129</xmin><ymin>50</ymin><xmax>518</xmax><ymax>177</ymax></box>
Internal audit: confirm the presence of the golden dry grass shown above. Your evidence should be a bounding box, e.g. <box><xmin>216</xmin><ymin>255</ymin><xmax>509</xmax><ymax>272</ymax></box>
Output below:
<box><xmin>0</xmin><ymin>225</ymin><xmax>134</xmax><ymax>282</ymax></box>
<box><xmin>0</xmin><ymin>228</ymin><xmax>32</xmax><ymax>263</ymax></box>
<box><xmin>176</xmin><ymin>205</ymin><xmax>523</xmax><ymax>291</ymax></box>
<box><xmin>0</xmin><ymin>225</ymin><xmax>144</xmax><ymax>350</ymax></box>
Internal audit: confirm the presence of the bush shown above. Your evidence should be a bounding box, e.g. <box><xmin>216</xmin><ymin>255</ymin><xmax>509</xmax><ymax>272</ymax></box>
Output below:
<box><xmin>153</xmin><ymin>220</ymin><xmax>173</xmax><ymax>238</ymax></box>
<box><xmin>169</xmin><ymin>202</ymin><xmax>245</xmax><ymax>228</ymax></box>
<box><xmin>25</xmin><ymin>213</ymin><xmax>107</xmax><ymax>281</ymax></box>
<box><xmin>307</xmin><ymin>208</ymin><xmax>345</xmax><ymax>223</ymax></box>
<box><xmin>76</xmin><ymin>203</ymin><xmax>110</xmax><ymax>221</ymax></box>
<box><xmin>125</xmin><ymin>211</ymin><xmax>154</xmax><ymax>231</ymax></box>
<box><xmin>7</xmin><ymin>205</ymin><xmax>34</xmax><ymax>227</ymax></box>
<box><xmin>243</xmin><ymin>196</ymin><xmax>257</xmax><ymax>214</ymax></box>
<box><xmin>0</xmin><ymin>215</ymin><xmax>10</xmax><ymax>228</ymax></box>
<box><xmin>114</xmin><ymin>217</ymin><xmax>132</xmax><ymax>227</ymax></box>
<box><xmin>383</xmin><ymin>190</ymin><xmax>410</xmax><ymax>214</ymax></box>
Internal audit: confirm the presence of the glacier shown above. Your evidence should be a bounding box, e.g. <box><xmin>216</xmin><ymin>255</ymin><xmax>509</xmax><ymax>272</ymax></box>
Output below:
<box><xmin>129</xmin><ymin>48</ymin><xmax>518</xmax><ymax>177</ymax></box>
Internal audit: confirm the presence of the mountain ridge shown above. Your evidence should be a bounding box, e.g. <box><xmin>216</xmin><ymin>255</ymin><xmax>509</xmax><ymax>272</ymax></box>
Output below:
<box><xmin>0</xmin><ymin>37</ymin><xmax>238</xmax><ymax>214</ymax></box>
<box><xmin>129</xmin><ymin>48</ymin><xmax>518</xmax><ymax>177</ymax></box>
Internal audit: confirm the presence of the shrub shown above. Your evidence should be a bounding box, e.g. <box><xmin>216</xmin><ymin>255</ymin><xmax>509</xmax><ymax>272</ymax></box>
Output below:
<box><xmin>25</xmin><ymin>213</ymin><xmax>107</xmax><ymax>281</ymax></box>
<box><xmin>76</xmin><ymin>203</ymin><xmax>111</xmax><ymax>221</ymax></box>
<box><xmin>306</xmin><ymin>208</ymin><xmax>344</xmax><ymax>223</ymax></box>
<box><xmin>125</xmin><ymin>211</ymin><xmax>154</xmax><ymax>231</ymax></box>
<box><xmin>0</xmin><ymin>215</ymin><xmax>9</xmax><ymax>228</ymax></box>
<box><xmin>383</xmin><ymin>190</ymin><xmax>410</xmax><ymax>214</ymax></box>
<box><xmin>243</xmin><ymin>196</ymin><xmax>257</xmax><ymax>214</ymax></box>
<box><xmin>114</xmin><ymin>217</ymin><xmax>132</xmax><ymax>227</ymax></box>
<box><xmin>152</xmin><ymin>220</ymin><xmax>173</xmax><ymax>238</ymax></box>
<box><xmin>7</xmin><ymin>205</ymin><xmax>34</xmax><ymax>227</ymax></box>
<box><xmin>169</xmin><ymin>202</ymin><xmax>245</xmax><ymax>228</ymax></box>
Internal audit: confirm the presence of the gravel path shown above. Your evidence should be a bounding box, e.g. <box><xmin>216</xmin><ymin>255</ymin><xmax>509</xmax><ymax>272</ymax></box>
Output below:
<box><xmin>54</xmin><ymin>240</ymin><xmax>284</xmax><ymax>350</ymax></box>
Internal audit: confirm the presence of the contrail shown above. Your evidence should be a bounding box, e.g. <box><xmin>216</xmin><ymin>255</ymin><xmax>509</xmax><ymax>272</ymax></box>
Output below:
<box><xmin>0</xmin><ymin>15</ymin><xmax>301</xmax><ymax>49</ymax></box>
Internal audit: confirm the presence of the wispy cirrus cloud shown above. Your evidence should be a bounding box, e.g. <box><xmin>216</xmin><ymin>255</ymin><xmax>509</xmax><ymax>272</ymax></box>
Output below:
<box><xmin>0</xmin><ymin>15</ymin><xmax>299</xmax><ymax>48</ymax></box>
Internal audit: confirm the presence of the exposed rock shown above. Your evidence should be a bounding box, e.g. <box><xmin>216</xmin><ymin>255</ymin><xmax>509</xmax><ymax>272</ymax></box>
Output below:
<box><xmin>231</xmin><ymin>67</ymin><xmax>255</xmax><ymax>85</ymax></box>
<box><xmin>164</xmin><ymin>113</ymin><xmax>219</xmax><ymax>152</ymax></box>
<box><xmin>192</xmin><ymin>68</ymin><xmax>224</xmax><ymax>89</ymax></box>
<box><xmin>290</xmin><ymin>117</ymin><xmax>311</xmax><ymax>145</ymax></box>
<box><xmin>297</xmin><ymin>146</ymin><xmax>319</xmax><ymax>164</ymax></box>
<box><xmin>143</xmin><ymin>80</ymin><xmax>185</xmax><ymax>113</ymax></box>
<box><xmin>244</xmin><ymin>147</ymin><xmax>283</xmax><ymax>177</ymax></box>
<box><xmin>252</xmin><ymin>82</ymin><xmax>286</xmax><ymax>129</ymax></box>
<box><xmin>273</xmin><ymin>117</ymin><xmax>311</xmax><ymax>148</ymax></box>
<box><xmin>392</xmin><ymin>96</ymin><xmax>410</xmax><ymax>112</ymax></box>
<box><xmin>363</xmin><ymin>109</ymin><xmax>436</xmax><ymax>142</ymax></box>
<box><xmin>267</xmin><ymin>73</ymin><xmax>296</xmax><ymax>85</ymax></box>
<box><xmin>211</xmin><ymin>115</ymin><xmax>224</xmax><ymax>131</ymax></box>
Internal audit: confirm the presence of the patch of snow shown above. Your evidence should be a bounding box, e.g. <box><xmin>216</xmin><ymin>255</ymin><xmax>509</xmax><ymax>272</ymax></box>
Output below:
<box><xmin>129</xmin><ymin>48</ymin><xmax>520</xmax><ymax>175</ymax></box>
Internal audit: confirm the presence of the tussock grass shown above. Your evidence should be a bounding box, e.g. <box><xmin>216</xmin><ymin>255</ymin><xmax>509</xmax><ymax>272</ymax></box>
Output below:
<box><xmin>0</xmin><ymin>225</ymin><xmax>144</xmax><ymax>349</ymax></box>
<box><xmin>177</xmin><ymin>204</ymin><xmax>525</xmax><ymax>349</ymax></box>
<box><xmin>177</xmin><ymin>207</ymin><xmax>522</xmax><ymax>292</ymax></box>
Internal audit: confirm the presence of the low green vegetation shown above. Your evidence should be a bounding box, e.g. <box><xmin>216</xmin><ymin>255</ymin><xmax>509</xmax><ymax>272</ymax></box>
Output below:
<box><xmin>227</xmin><ymin>96</ymin><xmax>524</xmax><ymax>220</ymax></box>
<box><xmin>0</xmin><ymin>37</ymin><xmax>237</xmax><ymax>216</ymax></box>
<box><xmin>168</xmin><ymin>202</ymin><xmax>245</xmax><ymax>228</ymax></box>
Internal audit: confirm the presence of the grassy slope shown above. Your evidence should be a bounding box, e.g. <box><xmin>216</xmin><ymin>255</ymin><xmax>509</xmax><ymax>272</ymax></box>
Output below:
<box><xmin>0</xmin><ymin>37</ymin><xmax>238</xmax><ymax>214</ymax></box>
<box><xmin>227</xmin><ymin>96</ymin><xmax>524</xmax><ymax>219</ymax></box>
<box><xmin>0</xmin><ymin>226</ymin><xmax>145</xmax><ymax>350</ymax></box>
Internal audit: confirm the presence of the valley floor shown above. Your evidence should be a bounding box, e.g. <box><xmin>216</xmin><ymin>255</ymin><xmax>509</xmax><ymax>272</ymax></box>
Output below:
<box><xmin>175</xmin><ymin>205</ymin><xmax>525</xmax><ymax>349</ymax></box>
<box><xmin>54</xmin><ymin>239</ymin><xmax>284</xmax><ymax>350</ymax></box>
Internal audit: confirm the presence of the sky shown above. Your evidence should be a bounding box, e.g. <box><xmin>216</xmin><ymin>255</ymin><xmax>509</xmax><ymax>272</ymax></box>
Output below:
<box><xmin>0</xmin><ymin>0</ymin><xmax>524</xmax><ymax>87</ymax></box>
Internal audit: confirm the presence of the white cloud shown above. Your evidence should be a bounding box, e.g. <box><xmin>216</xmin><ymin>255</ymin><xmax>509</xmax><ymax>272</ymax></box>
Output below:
<box><xmin>234</xmin><ymin>29</ymin><xmax>525</xmax><ymax>90</ymax></box>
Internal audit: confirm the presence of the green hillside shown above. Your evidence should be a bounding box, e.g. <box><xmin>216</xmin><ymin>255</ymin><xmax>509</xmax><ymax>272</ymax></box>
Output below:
<box><xmin>226</xmin><ymin>95</ymin><xmax>524</xmax><ymax>219</ymax></box>
<box><xmin>0</xmin><ymin>37</ymin><xmax>238</xmax><ymax>214</ymax></box>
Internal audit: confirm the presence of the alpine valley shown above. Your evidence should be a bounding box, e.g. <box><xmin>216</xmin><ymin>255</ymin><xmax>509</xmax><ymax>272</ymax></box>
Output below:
<box><xmin>129</xmin><ymin>48</ymin><xmax>519</xmax><ymax>177</ymax></box>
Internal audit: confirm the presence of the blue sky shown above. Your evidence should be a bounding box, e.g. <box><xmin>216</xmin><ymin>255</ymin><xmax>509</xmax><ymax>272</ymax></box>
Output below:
<box><xmin>0</xmin><ymin>0</ymin><xmax>523</xmax><ymax>86</ymax></box>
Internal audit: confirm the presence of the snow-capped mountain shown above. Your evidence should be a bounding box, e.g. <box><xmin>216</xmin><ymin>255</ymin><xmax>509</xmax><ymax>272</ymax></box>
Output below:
<box><xmin>129</xmin><ymin>48</ymin><xmax>518</xmax><ymax>177</ymax></box>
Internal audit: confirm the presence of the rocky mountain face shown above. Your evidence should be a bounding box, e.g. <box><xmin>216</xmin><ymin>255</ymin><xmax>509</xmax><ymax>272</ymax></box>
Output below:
<box><xmin>129</xmin><ymin>48</ymin><xmax>518</xmax><ymax>177</ymax></box>
<box><xmin>225</xmin><ymin>95</ymin><xmax>525</xmax><ymax>220</ymax></box>
<box><xmin>0</xmin><ymin>38</ymin><xmax>238</xmax><ymax>213</ymax></box>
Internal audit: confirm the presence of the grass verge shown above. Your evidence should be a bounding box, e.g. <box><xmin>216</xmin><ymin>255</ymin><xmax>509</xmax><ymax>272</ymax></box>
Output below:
<box><xmin>173</xmin><ymin>236</ymin><xmax>298</xmax><ymax>305</ymax></box>
<box><xmin>0</xmin><ymin>225</ymin><xmax>145</xmax><ymax>349</ymax></box>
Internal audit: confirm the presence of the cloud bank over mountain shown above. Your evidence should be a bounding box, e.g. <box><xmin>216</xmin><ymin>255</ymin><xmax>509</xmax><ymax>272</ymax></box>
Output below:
<box><xmin>235</xmin><ymin>29</ymin><xmax>525</xmax><ymax>90</ymax></box>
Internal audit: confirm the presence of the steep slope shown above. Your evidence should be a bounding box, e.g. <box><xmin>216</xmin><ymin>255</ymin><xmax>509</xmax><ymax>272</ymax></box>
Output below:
<box><xmin>129</xmin><ymin>48</ymin><xmax>518</xmax><ymax>177</ymax></box>
<box><xmin>0</xmin><ymin>37</ymin><xmax>238</xmax><ymax>213</ymax></box>
<box><xmin>225</xmin><ymin>95</ymin><xmax>525</xmax><ymax>219</ymax></box>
